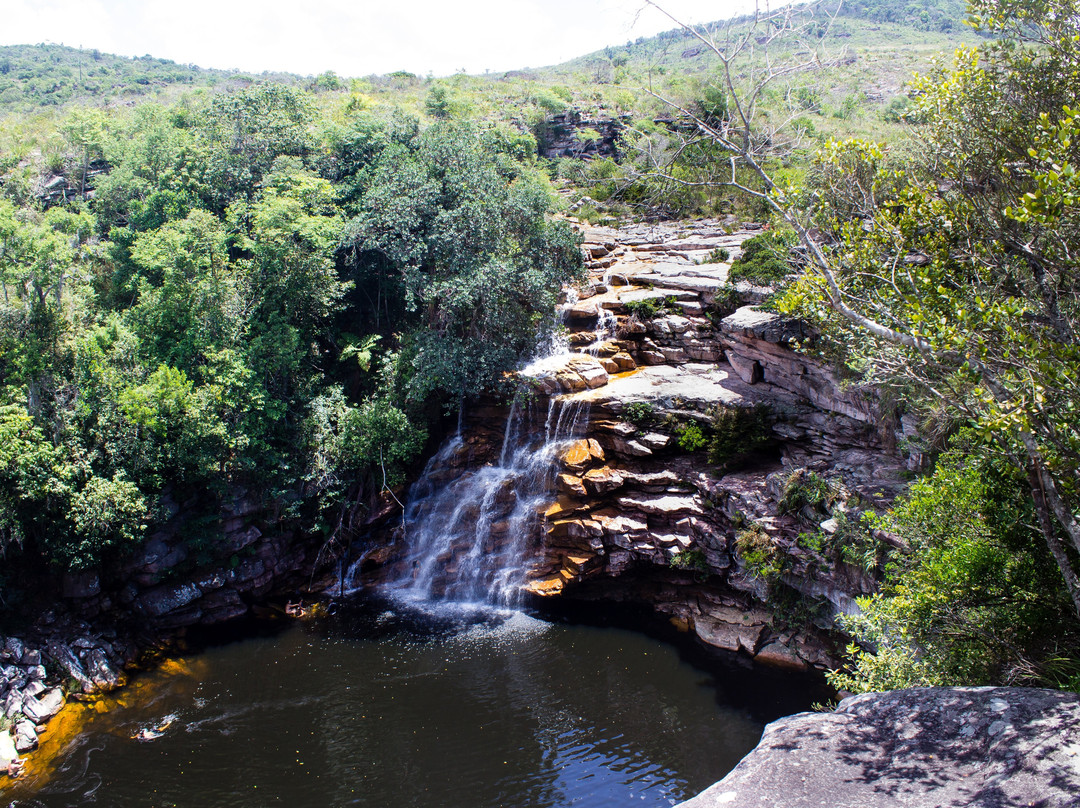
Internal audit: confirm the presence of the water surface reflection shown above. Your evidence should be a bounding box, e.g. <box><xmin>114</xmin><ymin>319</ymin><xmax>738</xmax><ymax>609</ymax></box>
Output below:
<box><xmin>6</xmin><ymin>598</ymin><xmax>804</xmax><ymax>808</ymax></box>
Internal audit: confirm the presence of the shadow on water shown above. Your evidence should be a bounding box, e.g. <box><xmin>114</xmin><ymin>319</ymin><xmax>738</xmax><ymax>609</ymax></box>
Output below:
<box><xmin>529</xmin><ymin>596</ymin><xmax>834</xmax><ymax>726</ymax></box>
<box><xmin>4</xmin><ymin>593</ymin><xmax>824</xmax><ymax>808</ymax></box>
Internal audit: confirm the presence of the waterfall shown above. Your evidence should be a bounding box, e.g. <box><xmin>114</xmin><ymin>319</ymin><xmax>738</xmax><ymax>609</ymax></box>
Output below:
<box><xmin>387</xmin><ymin>393</ymin><xmax>590</xmax><ymax>607</ymax></box>
<box><xmin>585</xmin><ymin>306</ymin><xmax>616</xmax><ymax>355</ymax></box>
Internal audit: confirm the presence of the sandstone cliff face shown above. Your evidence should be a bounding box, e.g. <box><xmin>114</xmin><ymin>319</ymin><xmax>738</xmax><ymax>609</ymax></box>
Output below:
<box><xmin>377</xmin><ymin>218</ymin><xmax>917</xmax><ymax>671</ymax></box>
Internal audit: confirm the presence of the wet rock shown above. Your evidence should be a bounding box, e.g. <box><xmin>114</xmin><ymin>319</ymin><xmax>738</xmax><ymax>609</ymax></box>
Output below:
<box><xmin>556</xmin><ymin>474</ymin><xmax>588</xmax><ymax>497</ymax></box>
<box><xmin>85</xmin><ymin>648</ymin><xmax>121</xmax><ymax>690</ymax></box>
<box><xmin>62</xmin><ymin>570</ymin><xmax>101</xmax><ymax>599</ymax></box>
<box><xmin>560</xmin><ymin>439</ymin><xmax>605</xmax><ymax>472</ymax></box>
<box><xmin>46</xmin><ymin>641</ymin><xmax>94</xmax><ymax>694</ymax></box>
<box><xmin>134</xmin><ymin>582</ymin><xmax>202</xmax><ymax>618</ymax></box>
<box><xmin>583</xmin><ymin>467</ymin><xmax>625</xmax><ymax>495</ymax></box>
<box><xmin>22</xmin><ymin>688</ymin><xmax>64</xmax><ymax>724</ymax></box>
<box><xmin>13</xmin><ymin>720</ymin><xmax>37</xmax><ymax>753</ymax></box>
<box><xmin>3</xmin><ymin>638</ymin><xmax>24</xmax><ymax>662</ymax></box>
<box><xmin>543</xmin><ymin>497</ymin><xmax>587</xmax><ymax>520</ymax></box>
<box><xmin>4</xmin><ymin>692</ymin><xmax>23</xmax><ymax>720</ymax></box>
<box><xmin>224</xmin><ymin>525</ymin><xmax>262</xmax><ymax>552</ymax></box>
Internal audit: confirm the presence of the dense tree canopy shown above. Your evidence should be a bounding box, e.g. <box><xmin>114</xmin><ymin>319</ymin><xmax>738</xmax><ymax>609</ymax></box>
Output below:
<box><xmin>771</xmin><ymin>0</ymin><xmax>1080</xmax><ymax>688</ymax></box>
<box><xmin>0</xmin><ymin>85</ymin><xmax>581</xmax><ymax>591</ymax></box>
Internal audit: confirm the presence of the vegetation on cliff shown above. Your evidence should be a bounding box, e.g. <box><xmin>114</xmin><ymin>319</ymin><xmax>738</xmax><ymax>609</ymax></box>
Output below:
<box><xmin>0</xmin><ymin>86</ymin><xmax>581</xmax><ymax>599</ymax></box>
<box><xmin>642</xmin><ymin>0</ymin><xmax>1080</xmax><ymax>690</ymax></box>
<box><xmin>1</xmin><ymin>0</ymin><xmax>1078</xmax><ymax>698</ymax></box>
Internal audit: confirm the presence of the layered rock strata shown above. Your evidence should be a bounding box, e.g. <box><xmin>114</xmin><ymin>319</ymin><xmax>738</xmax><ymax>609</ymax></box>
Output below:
<box><xmin>376</xmin><ymin>217</ymin><xmax>916</xmax><ymax>670</ymax></box>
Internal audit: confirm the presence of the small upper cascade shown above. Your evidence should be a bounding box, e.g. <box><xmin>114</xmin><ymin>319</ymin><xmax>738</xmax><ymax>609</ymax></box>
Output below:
<box><xmin>387</xmin><ymin>393</ymin><xmax>591</xmax><ymax>607</ymax></box>
<box><xmin>584</xmin><ymin>306</ymin><xmax>617</xmax><ymax>355</ymax></box>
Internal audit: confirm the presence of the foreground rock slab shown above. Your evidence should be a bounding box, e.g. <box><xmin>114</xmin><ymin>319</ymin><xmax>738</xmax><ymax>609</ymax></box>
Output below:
<box><xmin>678</xmin><ymin>686</ymin><xmax>1080</xmax><ymax>808</ymax></box>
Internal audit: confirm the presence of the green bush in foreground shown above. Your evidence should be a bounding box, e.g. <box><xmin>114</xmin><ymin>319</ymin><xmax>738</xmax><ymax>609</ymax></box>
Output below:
<box><xmin>830</xmin><ymin>433</ymin><xmax>1079</xmax><ymax>693</ymax></box>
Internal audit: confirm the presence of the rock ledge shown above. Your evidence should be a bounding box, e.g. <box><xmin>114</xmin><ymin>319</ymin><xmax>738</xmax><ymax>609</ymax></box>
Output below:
<box><xmin>677</xmin><ymin>686</ymin><xmax>1080</xmax><ymax>808</ymax></box>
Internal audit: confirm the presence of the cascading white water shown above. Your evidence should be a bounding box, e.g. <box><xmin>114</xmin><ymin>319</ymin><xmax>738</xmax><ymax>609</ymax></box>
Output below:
<box><xmin>387</xmin><ymin>393</ymin><xmax>590</xmax><ymax>607</ymax></box>
<box><xmin>585</xmin><ymin>306</ymin><xmax>617</xmax><ymax>355</ymax></box>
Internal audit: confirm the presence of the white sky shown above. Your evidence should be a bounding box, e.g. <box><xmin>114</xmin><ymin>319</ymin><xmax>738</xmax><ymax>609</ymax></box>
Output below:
<box><xmin>0</xmin><ymin>0</ymin><xmax>755</xmax><ymax>77</ymax></box>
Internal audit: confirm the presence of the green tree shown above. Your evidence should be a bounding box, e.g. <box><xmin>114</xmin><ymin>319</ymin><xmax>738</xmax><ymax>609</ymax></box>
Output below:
<box><xmin>60</xmin><ymin>107</ymin><xmax>108</xmax><ymax>198</ymax></box>
<box><xmin>342</xmin><ymin>120</ymin><xmax>583</xmax><ymax>403</ymax></box>
<box><xmin>775</xmin><ymin>0</ymin><xmax>1080</xmax><ymax>614</ymax></box>
<box><xmin>651</xmin><ymin>0</ymin><xmax>1080</xmax><ymax>616</ymax></box>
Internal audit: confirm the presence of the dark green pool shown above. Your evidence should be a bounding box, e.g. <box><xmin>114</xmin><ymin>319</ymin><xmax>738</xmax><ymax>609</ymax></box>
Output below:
<box><xmin>6</xmin><ymin>598</ymin><xmax>816</xmax><ymax>808</ymax></box>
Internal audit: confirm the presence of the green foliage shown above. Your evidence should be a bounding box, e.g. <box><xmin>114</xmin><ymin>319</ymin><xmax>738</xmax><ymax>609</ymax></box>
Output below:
<box><xmin>623</xmin><ymin>401</ymin><xmax>655</xmax><ymax>426</ymax></box>
<box><xmin>777</xmin><ymin>0</ymin><xmax>1080</xmax><ymax>641</ymax></box>
<box><xmin>736</xmin><ymin>523</ymin><xmax>786</xmax><ymax>584</ymax></box>
<box><xmin>778</xmin><ymin>468</ymin><xmax>833</xmax><ymax>515</ymax></box>
<box><xmin>0</xmin><ymin>44</ymin><xmax>266</xmax><ymax>112</ymax></box>
<box><xmin>675</xmin><ymin>422</ymin><xmax>707</xmax><ymax>452</ymax></box>
<box><xmin>0</xmin><ymin>82</ymin><xmax>577</xmax><ymax>589</ymax></box>
<box><xmin>831</xmin><ymin>434</ymin><xmax>1079</xmax><ymax>692</ymax></box>
<box><xmin>624</xmin><ymin>295</ymin><xmax>678</xmax><ymax>320</ymax></box>
<box><xmin>671</xmin><ymin>548</ymin><xmax>709</xmax><ymax>577</ymax></box>
<box><xmin>343</xmin><ymin>120</ymin><xmax>583</xmax><ymax>401</ymax></box>
<box><xmin>706</xmin><ymin>404</ymin><xmax>774</xmax><ymax>469</ymax></box>
<box><xmin>702</xmin><ymin>247</ymin><xmax>730</xmax><ymax>263</ymax></box>
<box><xmin>728</xmin><ymin>231</ymin><xmax>797</xmax><ymax>286</ymax></box>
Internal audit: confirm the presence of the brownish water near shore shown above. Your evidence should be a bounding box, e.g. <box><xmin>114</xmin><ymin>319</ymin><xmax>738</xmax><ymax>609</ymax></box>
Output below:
<box><xmin>3</xmin><ymin>598</ymin><xmax>816</xmax><ymax>808</ymax></box>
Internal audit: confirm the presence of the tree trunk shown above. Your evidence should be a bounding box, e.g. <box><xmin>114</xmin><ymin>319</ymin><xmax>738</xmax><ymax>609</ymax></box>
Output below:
<box><xmin>1029</xmin><ymin>465</ymin><xmax>1080</xmax><ymax>619</ymax></box>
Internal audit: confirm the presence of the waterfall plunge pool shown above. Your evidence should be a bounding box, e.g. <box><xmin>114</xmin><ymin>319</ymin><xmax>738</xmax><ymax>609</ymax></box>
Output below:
<box><xmin>5</xmin><ymin>595</ymin><xmax>823</xmax><ymax>808</ymax></box>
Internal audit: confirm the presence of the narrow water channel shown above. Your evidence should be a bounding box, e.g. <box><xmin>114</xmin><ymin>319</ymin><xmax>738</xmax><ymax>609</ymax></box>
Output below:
<box><xmin>5</xmin><ymin>597</ymin><xmax>817</xmax><ymax>808</ymax></box>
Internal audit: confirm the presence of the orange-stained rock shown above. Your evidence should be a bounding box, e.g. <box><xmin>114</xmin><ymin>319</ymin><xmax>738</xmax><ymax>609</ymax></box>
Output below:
<box><xmin>561</xmin><ymin>440</ymin><xmax>599</xmax><ymax>472</ymax></box>
<box><xmin>557</xmin><ymin>474</ymin><xmax>588</xmax><ymax>497</ymax></box>
<box><xmin>543</xmin><ymin>497</ymin><xmax>585</xmax><ymax>520</ymax></box>
<box><xmin>524</xmin><ymin>576</ymin><xmax>564</xmax><ymax>596</ymax></box>
<box><xmin>583</xmin><ymin>467</ymin><xmax>625</xmax><ymax>495</ymax></box>
<box><xmin>561</xmin><ymin>439</ymin><xmax>591</xmax><ymax>467</ymax></box>
<box><xmin>669</xmin><ymin>615</ymin><xmax>691</xmax><ymax>633</ymax></box>
<box><xmin>554</xmin><ymin>369</ymin><xmax>587</xmax><ymax>393</ymax></box>
<box><xmin>612</xmin><ymin>352</ymin><xmax>637</xmax><ymax>370</ymax></box>
<box><xmin>547</xmin><ymin>519</ymin><xmax>589</xmax><ymax>539</ymax></box>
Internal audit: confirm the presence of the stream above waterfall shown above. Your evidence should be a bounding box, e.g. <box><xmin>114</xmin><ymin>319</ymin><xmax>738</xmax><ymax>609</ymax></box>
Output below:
<box><xmin>4</xmin><ymin>597</ymin><xmax>821</xmax><ymax>808</ymax></box>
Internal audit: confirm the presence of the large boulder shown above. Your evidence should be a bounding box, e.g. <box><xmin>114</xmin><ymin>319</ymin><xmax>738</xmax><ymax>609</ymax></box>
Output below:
<box><xmin>22</xmin><ymin>688</ymin><xmax>64</xmax><ymax>725</ymax></box>
<box><xmin>677</xmin><ymin>686</ymin><xmax>1080</xmax><ymax>808</ymax></box>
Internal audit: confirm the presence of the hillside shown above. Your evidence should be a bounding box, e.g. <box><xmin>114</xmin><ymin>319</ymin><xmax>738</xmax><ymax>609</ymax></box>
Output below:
<box><xmin>0</xmin><ymin>43</ymin><xmax>306</xmax><ymax>112</ymax></box>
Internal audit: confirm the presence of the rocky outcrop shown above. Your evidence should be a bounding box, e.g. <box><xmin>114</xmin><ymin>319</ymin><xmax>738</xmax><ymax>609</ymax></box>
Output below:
<box><xmin>0</xmin><ymin>630</ymin><xmax>115</xmax><ymax>754</ymax></box>
<box><xmin>536</xmin><ymin>110</ymin><xmax>626</xmax><ymax>160</ymax></box>
<box><xmin>365</xmin><ymin>218</ymin><xmax>914</xmax><ymax>671</ymax></box>
<box><xmin>58</xmin><ymin>487</ymin><xmax>322</xmax><ymax>630</ymax></box>
<box><xmin>677</xmin><ymin>687</ymin><xmax>1080</xmax><ymax>808</ymax></box>
<box><xmin>498</xmin><ymin>219</ymin><xmax>914</xmax><ymax>668</ymax></box>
